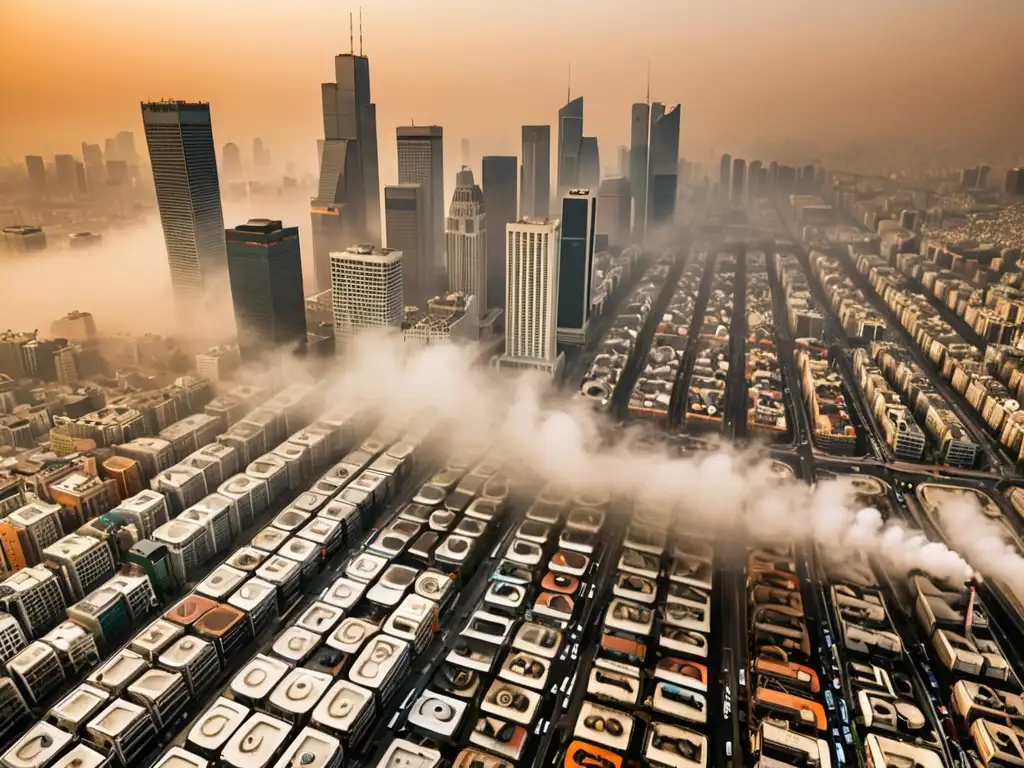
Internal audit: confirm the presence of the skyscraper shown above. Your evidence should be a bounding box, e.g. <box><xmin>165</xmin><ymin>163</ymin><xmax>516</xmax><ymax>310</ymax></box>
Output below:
<box><xmin>225</xmin><ymin>219</ymin><xmax>307</xmax><ymax>362</ymax></box>
<box><xmin>520</xmin><ymin>126</ymin><xmax>551</xmax><ymax>219</ymax></box>
<box><xmin>311</xmin><ymin>49</ymin><xmax>383</xmax><ymax>290</ymax></box>
<box><xmin>556</xmin><ymin>96</ymin><xmax>583</xmax><ymax>199</ymax></box>
<box><xmin>747</xmin><ymin>160</ymin><xmax>763</xmax><ymax>202</ymax></box>
<box><xmin>54</xmin><ymin>155</ymin><xmax>77</xmax><ymax>197</ymax></box>
<box><xmin>556</xmin><ymin>189</ymin><xmax>597</xmax><ymax>345</ymax></box>
<box><xmin>617</xmin><ymin>145</ymin><xmax>629</xmax><ymax>177</ymax></box>
<box><xmin>142</xmin><ymin>101</ymin><xmax>229</xmax><ymax>326</ymax></box>
<box><xmin>579</xmin><ymin>137</ymin><xmax>600</xmax><ymax>190</ymax></box>
<box><xmin>115</xmin><ymin>131</ymin><xmax>138</xmax><ymax>171</ymax></box>
<box><xmin>629</xmin><ymin>103</ymin><xmax>650</xmax><ymax>240</ymax></box>
<box><xmin>81</xmin><ymin>143</ymin><xmax>104</xmax><ymax>190</ymax></box>
<box><xmin>24</xmin><ymin>156</ymin><xmax>46</xmax><ymax>198</ymax></box>
<box><xmin>497</xmin><ymin>218</ymin><xmax>562</xmax><ymax>376</ymax></box>
<box><xmin>719</xmin><ymin>154</ymin><xmax>732</xmax><ymax>201</ymax></box>
<box><xmin>384</xmin><ymin>184</ymin><xmax>429</xmax><ymax>305</ymax></box>
<box><xmin>596</xmin><ymin>177</ymin><xmax>632</xmax><ymax>249</ymax></box>
<box><xmin>222</xmin><ymin>143</ymin><xmax>243</xmax><ymax>181</ymax></box>
<box><xmin>446</xmin><ymin>168</ymin><xmax>487</xmax><ymax>311</ymax></box>
<box><xmin>330</xmin><ymin>245</ymin><xmax>404</xmax><ymax>340</ymax></box>
<box><xmin>647</xmin><ymin>103</ymin><xmax>681</xmax><ymax>228</ymax></box>
<box><xmin>731</xmin><ymin>158</ymin><xmax>747</xmax><ymax>207</ymax></box>
<box><xmin>252</xmin><ymin>137</ymin><xmax>271</xmax><ymax>169</ymax></box>
<box><xmin>397</xmin><ymin>125</ymin><xmax>444</xmax><ymax>290</ymax></box>
<box><xmin>481</xmin><ymin>156</ymin><xmax>518</xmax><ymax>313</ymax></box>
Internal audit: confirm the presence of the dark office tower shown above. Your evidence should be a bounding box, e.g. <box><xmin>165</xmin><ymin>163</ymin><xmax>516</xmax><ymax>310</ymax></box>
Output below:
<box><xmin>768</xmin><ymin>160</ymin><xmax>778</xmax><ymax>190</ymax></box>
<box><xmin>481</xmin><ymin>156</ymin><xmax>517</xmax><ymax>312</ymax></box>
<box><xmin>384</xmin><ymin>184</ymin><xmax>429</xmax><ymax>304</ymax></box>
<box><xmin>629</xmin><ymin>103</ymin><xmax>651</xmax><ymax>239</ymax></box>
<box><xmin>225</xmin><ymin>219</ymin><xmax>307</xmax><ymax>362</ymax></box>
<box><xmin>81</xmin><ymin>143</ymin><xmax>104</xmax><ymax>189</ymax></box>
<box><xmin>731</xmin><ymin>158</ymin><xmax>746</xmax><ymax>207</ymax></box>
<box><xmin>222</xmin><ymin>142</ymin><xmax>243</xmax><ymax>181</ymax></box>
<box><xmin>397</xmin><ymin>126</ymin><xmax>444</xmax><ymax>288</ymax></box>
<box><xmin>557</xmin><ymin>97</ymin><xmax>584</xmax><ymax>199</ymax></box>
<box><xmin>557</xmin><ymin>189</ymin><xmax>597</xmax><ymax>346</ymax></box>
<box><xmin>719</xmin><ymin>154</ymin><xmax>732</xmax><ymax>202</ymax></box>
<box><xmin>801</xmin><ymin>164</ymin><xmax>816</xmax><ymax>192</ymax></box>
<box><xmin>1006</xmin><ymin>168</ymin><xmax>1024</xmax><ymax>195</ymax></box>
<box><xmin>142</xmin><ymin>101</ymin><xmax>229</xmax><ymax>324</ymax></box>
<box><xmin>579</xmin><ymin>137</ymin><xmax>600</xmax><ymax>190</ymax></box>
<box><xmin>54</xmin><ymin>154</ymin><xmax>77</xmax><ymax>197</ymax></box>
<box><xmin>520</xmin><ymin>126</ymin><xmax>551</xmax><ymax>219</ymax></box>
<box><xmin>647</xmin><ymin>104</ymin><xmax>680</xmax><ymax>227</ymax></box>
<box><xmin>25</xmin><ymin>156</ymin><xmax>46</xmax><ymax>198</ymax></box>
<box><xmin>617</xmin><ymin>145</ymin><xmax>629</xmax><ymax>177</ymax></box>
<box><xmin>312</xmin><ymin>51</ymin><xmax>383</xmax><ymax>291</ymax></box>
<box><xmin>747</xmin><ymin>160</ymin><xmax>762</xmax><ymax>202</ymax></box>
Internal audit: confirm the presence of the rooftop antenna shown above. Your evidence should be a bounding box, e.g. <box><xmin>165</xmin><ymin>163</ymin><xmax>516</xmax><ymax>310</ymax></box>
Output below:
<box><xmin>349</xmin><ymin>12</ymin><xmax>354</xmax><ymax>55</ymax></box>
<box><xmin>646</xmin><ymin>60</ymin><xmax>651</xmax><ymax>105</ymax></box>
<box><xmin>359</xmin><ymin>6</ymin><xmax>363</xmax><ymax>55</ymax></box>
<box><xmin>567</xmin><ymin>62</ymin><xmax>571</xmax><ymax>103</ymax></box>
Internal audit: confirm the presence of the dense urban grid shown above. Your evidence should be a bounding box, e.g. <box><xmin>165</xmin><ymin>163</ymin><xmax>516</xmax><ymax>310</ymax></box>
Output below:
<box><xmin>3</xmin><ymin>13</ymin><xmax>1024</xmax><ymax>768</ymax></box>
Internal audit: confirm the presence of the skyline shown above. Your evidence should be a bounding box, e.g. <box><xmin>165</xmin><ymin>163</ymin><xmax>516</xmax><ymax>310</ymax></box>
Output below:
<box><xmin>3</xmin><ymin>0</ymin><xmax>1023</xmax><ymax>186</ymax></box>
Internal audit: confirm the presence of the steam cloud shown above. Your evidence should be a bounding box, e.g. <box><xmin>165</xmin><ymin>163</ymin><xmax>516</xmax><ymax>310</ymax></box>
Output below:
<box><xmin>323</xmin><ymin>332</ymin><xmax>1020</xmax><ymax>588</ymax></box>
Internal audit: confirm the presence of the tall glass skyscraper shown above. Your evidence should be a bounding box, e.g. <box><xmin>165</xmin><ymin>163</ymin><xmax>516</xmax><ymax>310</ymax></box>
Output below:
<box><xmin>556</xmin><ymin>189</ymin><xmax>597</xmax><ymax>345</ymax></box>
<box><xmin>141</xmin><ymin>101</ymin><xmax>228</xmax><ymax>329</ymax></box>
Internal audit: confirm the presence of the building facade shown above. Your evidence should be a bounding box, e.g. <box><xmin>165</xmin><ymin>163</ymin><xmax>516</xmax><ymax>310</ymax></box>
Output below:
<box><xmin>225</xmin><ymin>219</ymin><xmax>307</xmax><ymax>362</ymax></box>
<box><xmin>141</xmin><ymin>101</ymin><xmax>229</xmax><ymax>328</ymax></box>
<box><xmin>481</xmin><ymin>156</ymin><xmax>518</xmax><ymax>313</ymax></box>
<box><xmin>647</xmin><ymin>103</ymin><xmax>681</xmax><ymax>227</ymax></box>
<box><xmin>311</xmin><ymin>52</ymin><xmax>382</xmax><ymax>291</ymax></box>
<box><xmin>556</xmin><ymin>189</ymin><xmax>598</xmax><ymax>345</ymax></box>
<box><xmin>445</xmin><ymin>168</ymin><xmax>487</xmax><ymax>312</ymax></box>
<box><xmin>330</xmin><ymin>245</ymin><xmax>404</xmax><ymax>340</ymax></box>
<box><xmin>556</xmin><ymin>97</ymin><xmax>584</xmax><ymax>200</ymax></box>
<box><xmin>397</xmin><ymin>126</ymin><xmax>445</xmax><ymax>289</ymax></box>
<box><xmin>497</xmin><ymin>218</ymin><xmax>562</xmax><ymax>374</ymax></box>
<box><xmin>520</xmin><ymin>126</ymin><xmax>551</xmax><ymax>219</ymax></box>
<box><xmin>384</xmin><ymin>184</ymin><xmax>429</xmax><ymax>305</ymax></box>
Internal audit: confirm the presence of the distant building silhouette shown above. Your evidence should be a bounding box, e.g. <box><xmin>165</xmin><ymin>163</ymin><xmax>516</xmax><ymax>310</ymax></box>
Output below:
<box><xmin>630</xmin><ymin>103</ymin><xmax>651</xmax><ymax>238</ymax></box>
<box><xmin>647</xmin><ymin>103</ymin><xmax>680</xmax><ymax>226</ymax></box>
<box><xmin>579</xmin><ymin>137</ymin><xmax>600</xmax><ymax>190</ymax></box>
<box><xmin>520</xmin><ymin>126</ymin><xmax>551</xmax><ymax>219</ymax></box>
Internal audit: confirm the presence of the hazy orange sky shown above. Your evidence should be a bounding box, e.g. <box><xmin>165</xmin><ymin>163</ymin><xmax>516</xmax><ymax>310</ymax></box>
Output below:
<box><xmin>2</xmin><ymin>0</ymin><xmax>1022</xmax><ymax>184</ymax></box>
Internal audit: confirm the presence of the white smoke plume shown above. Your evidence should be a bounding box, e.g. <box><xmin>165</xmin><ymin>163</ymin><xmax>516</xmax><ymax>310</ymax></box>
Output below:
<box><xmin>319</xmin><ymin>332</ymin><xmax>1017</xmax><ymax>588</ymax></box>
<box><xmin>939</xmin><ymin>494</ymin><xmax>1024</xmax><ymax>599</ymax></box>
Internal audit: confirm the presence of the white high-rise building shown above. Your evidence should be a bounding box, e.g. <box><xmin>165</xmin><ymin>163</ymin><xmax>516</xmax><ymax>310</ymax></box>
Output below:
<box><xmin>330</xmin><ymin>245</ymin><xmax>404</xmax><ymax>341</ymax></box>
<box><xmin>445</xmin><ymin>168</ymin><xmax>487</xmax><ymax>311</ymax></box>
<box><xmin>495</xmin><ymin>218</ymin><xmax>564</xmax><ymax>377</ymax></box>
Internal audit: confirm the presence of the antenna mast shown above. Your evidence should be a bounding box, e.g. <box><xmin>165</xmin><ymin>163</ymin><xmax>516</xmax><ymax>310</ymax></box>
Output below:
<box><xmin>349</xmin><ymin>13</ymin><xmax>354</xmax><ymax>54</ymax></box>
<box><xmin>359</xmin><ymin>6</ymin><xmax>363</xmax><ymax>55</ymax></box>
<box><xmin>567</xmin><ymin>62</ymin><xmax>571</xmax><ymax>103</ymax></box>
<box><xmin>646</xmin><ymin>60</ymin><xmax>651</xmax><ymax>105</ymax></box>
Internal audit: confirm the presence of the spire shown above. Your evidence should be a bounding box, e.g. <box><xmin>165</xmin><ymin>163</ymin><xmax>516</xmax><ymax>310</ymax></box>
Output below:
<box><xmin>567</xmin><ymin>62</ymin><xmax>572</xmax><ymax>103</ymax></box>
<box><xmin>646</xmin><ymin>60</ymin><xmax>651</xmax><ymax>105</ymax></box>
<box><xmin>349</xmin><ymin>12</ymin><xmax>354</xmax><ymax>55</ymax></box>
<box><xmin>359</xmin><ymin>6</ymin><xmax>363</xmax><ymax>55</ymax></box>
